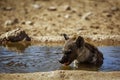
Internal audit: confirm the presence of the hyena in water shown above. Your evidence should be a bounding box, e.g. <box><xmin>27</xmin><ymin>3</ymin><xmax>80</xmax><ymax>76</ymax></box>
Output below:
<box><xmin>59</xmin><ymin>34</ymin><xmax>104</xmax><ymax>68</ymax></box>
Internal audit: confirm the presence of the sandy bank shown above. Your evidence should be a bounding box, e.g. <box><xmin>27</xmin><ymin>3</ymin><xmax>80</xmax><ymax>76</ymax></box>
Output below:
<box><xmin>0</xmin><ymin>70</ymin><xmax>120</xmax><ymax>80</ymax></box>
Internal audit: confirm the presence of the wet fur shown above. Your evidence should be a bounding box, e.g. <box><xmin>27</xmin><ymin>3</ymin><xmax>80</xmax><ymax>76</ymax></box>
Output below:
<box><xmin>59</xmin><ymin>34</ymin><xmax>104</xmax><ymax>67</ymax></box>
<box><xmin>76</xmin><ymin>43</ymin><xmax>103</xmax><ymax>65</ymax></box>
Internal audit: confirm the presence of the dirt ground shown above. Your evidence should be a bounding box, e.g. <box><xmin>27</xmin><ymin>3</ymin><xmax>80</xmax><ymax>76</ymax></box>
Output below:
<box><xmin>0</xmin><ymin>0</ymin><xmax>120</xmax><ymax>80</ymax></box>
<box><xmin>0</xmin><ymin>0</ymin><xmax>120</xmax><ymax>43</ymax></box>
<box><xmin>0</xmin><ymin>71</ymin><xmax>120</xmax><ymax>80</ymax></box>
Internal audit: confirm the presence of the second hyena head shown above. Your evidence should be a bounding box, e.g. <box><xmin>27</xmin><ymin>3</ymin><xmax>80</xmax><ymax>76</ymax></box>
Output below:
<box><xmin>59</xmin><ymin>34</ymin><xmax>85</xmax><ymax>66</ymax></box>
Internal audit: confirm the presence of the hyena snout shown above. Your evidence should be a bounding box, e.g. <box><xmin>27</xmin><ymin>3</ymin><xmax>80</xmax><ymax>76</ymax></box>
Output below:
<box><xmin>59</xmin><ymin>50</ymin><xmax>77</xmax><ymax>65</ymax></box>
<box><xmin>59</xmin><ymin>55</ymin><xmax>68</xmax><ymax>64</ymax></box>
<box><xmin>59</xmin><ymin>51</ymin><xmax>72</xmax><ymax>65</ymax></box>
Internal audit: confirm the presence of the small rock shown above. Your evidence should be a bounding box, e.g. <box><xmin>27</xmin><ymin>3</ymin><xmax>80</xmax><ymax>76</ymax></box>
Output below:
<box><xmin>43</xmin><ymin>13</ymin><xmax>48</xmax><ymax>16</ymax></box>
<box><xmin>25</xmin><ymin>21</ymin><xmax>33</xmax><ymax>25</ymax></box>
<box><xmin>77</xmin><ymin>27</ymin><xmax>85</xmax><ymax>31</ymax></box>
<box><xmin>111</xmin><ymin>7</ymin><xmax>119</xmax><ymax>11</ymax></box>
<box><xmin>78</xmin><ymin>13</ymin><xmax>82</xmax><ymax>17</ymax></box>
<box><xmin>71</xmin><ymin>8</ymin><xmax>77</xmax><ymax>13</ymax></box>
<box><xmin>90</xmin><ymin>26</ymin><xmax>99</xmax><ymax>29</ymax></box>
<box><xmin>0</xmin><ymin>28</ymin><xmax>31</xmax><ymax>43</ymax></box>
<box><xmin>93</xmin><ymin>32</ymin><xmax>97</xmax><ymax>35</ymax></box>
<box><xmin>2</xmin><ymin>6</ymin><xmax>13</xmax><ymax>11</ymax></box>
<box><xmin>81</xmin><ymin>12</ymin><xmax>92</xmax><ymax>20</ymax></box>
<box><xmin>63</xmin><ymin>5</ymin><xmax>71</xmax><ymax>11</ymax></box>
<box><xmin>57</xmin><ymin>14</ymin><xmax>61</xmax><ymax>17</ymax></box>
<box><xmin>13</xmin><ymin>18</ymin><xmax>19</xmax><ymax>23</ymax></box>
<box><xmin>4</xmin><ymin>18</ymin><xmax>19</xmax><ymax>26</ymax></box>
<box><xmin>34</xmin><ymin>0</ymin><xmax>49</xmax><ymax>1</ymax></box>
<box><xmin>47</xmin><ymin>6</ymin><xmax>57</xmax><ymax>11</ymax></box>
<box><xmin>21</xmin><ymin>21</ymin><xmax>25</xmax><ymax>25</ymax></box>
<box><xmin>64</xmin><ymin>14</ymin><xmax>70</xmax><ymax>19</ymax></box>
<box><xmin>4</xmin><ymin>20</ymin><xmax>13</xmax><ymax>26</ymax></box>
<box><xmin>32</xmin><ymin>4</ymin><xmax>41</xmax><ymax>9</ymax></box>
<box><xmin>106</xmin><ymin>13</ymin><xmax>112</xmax><ymax>17</ymax></box>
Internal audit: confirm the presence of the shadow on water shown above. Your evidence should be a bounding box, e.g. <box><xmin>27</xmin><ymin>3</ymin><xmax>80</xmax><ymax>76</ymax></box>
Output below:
<box><xmin>0</xmin><ymin>42</ymin><xmax>120</xmax><ymax>73</ymax></box>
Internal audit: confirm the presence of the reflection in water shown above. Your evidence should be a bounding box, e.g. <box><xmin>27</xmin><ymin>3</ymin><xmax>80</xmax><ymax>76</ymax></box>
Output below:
<box><xmin>2</xmin><ymin>42</ymin><xmax>31</xmax><ymax>53</ymax></box>
<box><xmin>60</xmin><ymin>63</ymin><xmax>100</xmax><ymax>71</ymax></box>
<box><xmin>0</xmin><ymin>45</ymin><xmax>120</xmax><ymax>73</ymax></box>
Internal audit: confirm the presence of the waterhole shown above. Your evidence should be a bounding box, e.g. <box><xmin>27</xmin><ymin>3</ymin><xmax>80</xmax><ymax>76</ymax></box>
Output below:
<box><xmin>0</xmin><ymin>43</ymin><xmax>120</xmax><ymax>73</ymax></box>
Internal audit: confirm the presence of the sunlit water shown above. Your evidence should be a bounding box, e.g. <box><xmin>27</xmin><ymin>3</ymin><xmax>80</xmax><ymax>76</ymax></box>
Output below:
<box><xmin>0</xmin><ymin>43</ymin><xmax>120</xmax><ymax>73</ymax></box>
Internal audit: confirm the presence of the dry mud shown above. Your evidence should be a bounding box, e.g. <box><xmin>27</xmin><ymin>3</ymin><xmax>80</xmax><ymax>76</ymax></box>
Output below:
<box><xmin>0</xmin><ymin>71</ymin><xmax>120</xmax><ymax>80</ymax></box>
<box><xmin>0</xmin><ymin>0</ymin><xmax>120</xmax><ymax>43</ymax></box>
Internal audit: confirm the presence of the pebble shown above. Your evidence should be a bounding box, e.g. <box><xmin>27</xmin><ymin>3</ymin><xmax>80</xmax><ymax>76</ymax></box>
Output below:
<box><xmin>4</xmin><ymin>20</ymin><xmax>13</xmax><ymax>26</ymax></box>
<box><xmin>57</xmin><ymin>14</ymin><xmax>61</xmax><ymax>17</ymax></box>
<box><xmin>111</xmin><ymin>7</ymin><xmax>119</xmax><ymax>11</ymax></box>
<box><xmin>77</xmin><ymin>27</ymin><xmax>85</xmax><ymax>31</ymax></box>
<box><xmin>0</xmin><ymin>28</ymin><xmax>31</xmax><ymax>43</ymax></box>
<box><xmin>21</xmin><ymin>21</ymin><xmax>25</xmax><ymax>25</ymax></box>
<box><xmin>64</xmin><ymin>14</ymin><xmax>70</xmax><ymax>19</ymax></box>
<box><xmin>63</xmin><ymin>5</ymin><xmax>71</xmax><ymax>11</ymax></box>
<box><xmin>25</xmin><ymin>21</ymin><xmax>33</xmax><ymax>25</ymax></box>
<box><xmin>32</xmin><ymin>4</ymin><xmax>41</xmax><ymax>9</ymax></box>
<box><xmin>13</xmin><ymin>18</ymin><xmax>19</xmax><ymax>23</ymax></box>
<box><xmin>2</xmin><ymin>6</ymin><xmax>13</xmax><ymax>11</ymax></box>
<box><xmin>93</xmin><ymin>32</ymin><xmax>97</xmax><ymax>35</ymax></box>
<box><xmin>47</xmin><ymin>6</ymin><xmax>57</xmax><ymax>11</ymax></box>
<box><xmin>106</xmin><ymin>13</ymin><xmax>112</xmax><ymax>17</ymax></box>
<box><xmin>90</xmin><ymin>25</ymin><xmax>99</xmax><ymax>29</ymax></box>
<box><xmin>81</xmin><ymin>12</ymin><xmax>92</xmax><ymax>20</ymax></box>
<box><xmin>4</xmin><ymin>18</ymin><xmax>18</xmax><ymax>26</ymax></box>
<box><xmin>71</xmin><ymin>8</ymin><xmax>77</xmax><ymax>13</ymax></box>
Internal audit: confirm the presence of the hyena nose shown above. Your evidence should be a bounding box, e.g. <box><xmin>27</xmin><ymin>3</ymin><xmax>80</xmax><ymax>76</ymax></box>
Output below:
<box><xmin>59</xmin><ymin>60</ymin><xmax>62</xmax><ymax>63</ymax></box>
<box><xmin>59</xmin><ymin>60</ymin><xmax>63</xmax><ymax>64</ymax></box>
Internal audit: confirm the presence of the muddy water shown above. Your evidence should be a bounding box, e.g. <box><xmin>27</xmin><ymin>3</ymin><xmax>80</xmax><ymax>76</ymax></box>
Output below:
<box><xmin>0</xmin><ymin>43</ymin><xmax>120</xmax><ymax>73</ymax></box>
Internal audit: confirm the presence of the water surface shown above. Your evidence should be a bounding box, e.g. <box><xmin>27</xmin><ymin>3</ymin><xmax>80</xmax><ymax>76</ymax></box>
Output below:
<box><xmin>0</xmin><ymin>43</ymin><xmax>120</xmax><ymax>73</ymax></box>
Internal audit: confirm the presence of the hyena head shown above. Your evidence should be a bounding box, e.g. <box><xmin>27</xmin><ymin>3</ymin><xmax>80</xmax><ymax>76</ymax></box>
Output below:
<box><xmin>59</xmin><ymin>34</ymin><xmax>85</xmax><ymax>65</ymax></box>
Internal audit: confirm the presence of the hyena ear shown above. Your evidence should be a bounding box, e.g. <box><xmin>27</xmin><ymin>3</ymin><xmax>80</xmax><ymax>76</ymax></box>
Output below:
<box><xmin>63</xmin><ymin>34</ymin><xmax>69</xmax><ymax>40</ymax></box>
<box><xmin>76</xmin><ymin>36</ymin><xmax>84</xmax><ymax>48</ymax></box>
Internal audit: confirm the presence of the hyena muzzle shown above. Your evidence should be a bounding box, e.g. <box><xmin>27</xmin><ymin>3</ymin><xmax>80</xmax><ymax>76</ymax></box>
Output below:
<box><xmin>59</xmin><ymin>34</ymin><xmax>104</xmax><ymax>67</ymax></box>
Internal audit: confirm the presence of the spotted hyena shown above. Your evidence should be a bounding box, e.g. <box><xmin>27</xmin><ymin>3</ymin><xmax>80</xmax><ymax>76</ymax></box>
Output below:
<box><xmin>59</xmin><ymin>34</ymin><xmax>103</xmax><ymax>68</ymax></box>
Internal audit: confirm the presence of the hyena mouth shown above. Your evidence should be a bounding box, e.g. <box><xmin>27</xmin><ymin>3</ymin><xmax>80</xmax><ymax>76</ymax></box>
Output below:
<box><xmin>59</xmin><ymin>60</ymin><xmax>72</xmax><ymax>66</ymax></box>
<box><xmin>64</xmin><ymin>62</ymin><xmax>70</xmax><ymax>66</ymax></box>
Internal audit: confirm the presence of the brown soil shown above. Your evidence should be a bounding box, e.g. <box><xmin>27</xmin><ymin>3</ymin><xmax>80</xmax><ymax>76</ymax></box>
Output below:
<box><xmin>0</xmin><ymin>0</ymin><xmax>120</xmax><ymax>80</ymax></box>
<box><xmin>0</xmin><ymin>71</ymin><xmax>120</xmax><ymax>80</ymax></box>
<box><xmin>0</xmin><ymin>0</ymin><xmax>120</xmax><ymax>44</ymax></box>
